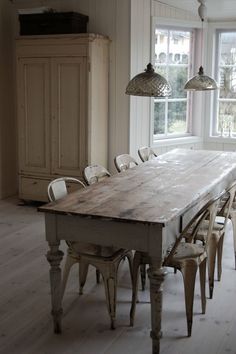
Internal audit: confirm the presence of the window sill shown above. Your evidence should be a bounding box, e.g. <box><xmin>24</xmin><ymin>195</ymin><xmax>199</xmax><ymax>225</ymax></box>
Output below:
<box><xmin>153</xmin><ymin>136</ymin><xmax>203</xmax><ymax>147</ymax></box>
<box><xmin>206</xmin><ymin>136</ymin><xmax>236</xmax><ymax>144</ymax></box>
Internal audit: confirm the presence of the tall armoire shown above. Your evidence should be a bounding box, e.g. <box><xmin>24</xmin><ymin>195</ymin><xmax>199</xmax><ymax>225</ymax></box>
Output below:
<box><xmin>16</xmin><ymin>34</ymin><xmax>109</xmax><ymax>201</ymax></box>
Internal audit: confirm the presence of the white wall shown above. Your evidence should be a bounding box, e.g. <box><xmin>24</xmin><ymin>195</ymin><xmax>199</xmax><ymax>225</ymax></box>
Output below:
<box><xmin>129</xmin><ymin>0</ymin><xmax>151</xmax><ymax>160</ymax></box>
<box><xmin>0</xmin><ymin>0</ymin><xmax>17</xmax><ymax>199</ymax></box>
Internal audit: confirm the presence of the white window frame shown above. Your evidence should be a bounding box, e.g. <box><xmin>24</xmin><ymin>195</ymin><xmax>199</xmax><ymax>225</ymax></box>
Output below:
<box><xmin>205</xmin><ymin>21</ymin><xmax>236</xmax><ymax>144</ymax></box>
<box><xmin>151</xmin><ymin>17</ymin><xmax>203</xmax><ymax>147</ymax></box>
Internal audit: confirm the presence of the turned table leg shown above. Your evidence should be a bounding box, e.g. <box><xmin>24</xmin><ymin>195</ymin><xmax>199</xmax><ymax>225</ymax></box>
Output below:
<box><xmin>46</xmin><ymin>242</ymin><xmax>64</xmax><ymax>333</ymax></box>
<box><xmin>148</xmin><ymin>266</ymin><xmax>167</xmax><ymax>354</ymax></box>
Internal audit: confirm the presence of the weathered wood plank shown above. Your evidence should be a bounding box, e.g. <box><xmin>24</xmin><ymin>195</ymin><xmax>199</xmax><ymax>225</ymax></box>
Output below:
<box><xmin>40</xmin><ymin>149</ymin><xmax>236</xmax><ymax>224</ymax></box>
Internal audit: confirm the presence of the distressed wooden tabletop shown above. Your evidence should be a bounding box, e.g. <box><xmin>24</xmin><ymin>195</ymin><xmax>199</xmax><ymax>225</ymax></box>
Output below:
<box><xmin>39</xmin><ymin>149</ymin><xmax>236</xmax><ymax>225</ymax></box>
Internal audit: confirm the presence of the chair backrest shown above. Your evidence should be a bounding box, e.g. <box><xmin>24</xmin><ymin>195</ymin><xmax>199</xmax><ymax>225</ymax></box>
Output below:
<box><xmin>47</xmin><ymin>177</ymin><xmax>86</xmax><ymax>202</ymax></box>
<box><xmin>83</xmin><ymin>164</ymin><xmax>111</xmax><ymax>185</ymax></box>
<box><xmin>114</xmin><ymin>154</ymin><xmax>138</xmax><ymax>172</ymax></box>
<box><xmin>218</xmin><ymin>181</ymin><xmax>236</xmax><ymax>227</ymax></box>
<box><xmin>138</xmin><ymin>147</ymin><xmax>157</xmax><ymax>162</ymax></box>
<box><xmin>163</xmin><ymin>194</ymin><xmax>221</xmax><ymax>265</ymax></box>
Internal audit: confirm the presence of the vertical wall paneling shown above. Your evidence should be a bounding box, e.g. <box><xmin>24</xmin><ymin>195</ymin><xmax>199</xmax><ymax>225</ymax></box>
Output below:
<box><xmin>129</xmin><ymin>0</ymin><xmax>151</xmax><ymax>159</ymax></box>
<box><xmin>0</xmin><ymin>1</ymin><xmax>17</xmax><ymax>198</ymax></box>
<box><xmin>74</xmin><ymin>0</ymin><xmax>130</xmax><ymax>173</ymax></box>
<box><xmin>151</xmin><ymin>1</ymin><xmax>198</xmax><ymax>21</ymax></box>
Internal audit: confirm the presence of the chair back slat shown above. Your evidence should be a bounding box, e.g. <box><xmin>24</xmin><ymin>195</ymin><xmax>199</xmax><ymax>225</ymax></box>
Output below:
<box><xmin>114</xmin><ymin>154</ymin><xmax>138</xmax><ymax>172</ymax></box>
<box><xmin>47</xmin><ymin>177</ymin><xmax>85</xmax><ymax>202</ymax></box>
<box><xmin>138</xmin><ymin>147</ymin><xmax>157</xmax><ymax>162</ymax></box>
<box><xmin>163</xmin><ymin>194</ymin><xmax>221</xmax><ymax>265</ymax></box>
<box><xmin>83</xmin><ymin>164</ymin><xmax>110</xmax><ymax>185</ymax></box>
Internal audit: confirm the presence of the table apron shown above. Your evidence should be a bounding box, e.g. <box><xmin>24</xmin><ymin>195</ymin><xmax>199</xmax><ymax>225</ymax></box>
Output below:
<box><xmin>45</xmin><ymin>213</ymin><xmax>179</xmax><ymax>262</ymax></box>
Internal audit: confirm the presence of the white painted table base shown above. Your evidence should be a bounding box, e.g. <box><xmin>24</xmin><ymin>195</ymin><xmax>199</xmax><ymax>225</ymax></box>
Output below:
<box><xmin>40</xmin><ymin>149</ymin><xmax>236</xmax><ymax>354</ymax></box>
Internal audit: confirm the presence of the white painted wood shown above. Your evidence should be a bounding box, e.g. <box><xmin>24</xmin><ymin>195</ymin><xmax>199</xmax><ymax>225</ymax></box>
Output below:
<box><xmin>0</xmin><ymin>0</ymin><xmax>17</xmax><ymax>199</ymax></box>
<box><xmin>152</xmin><ymin>0</ymin><xmax>236</xmax><ymax>21</ymax></box>
<box><xmin>16</xmin><ymin>34</ymin><xmax>109</xmax><ymax>201</ymax></box>
<box><xmin>17</xmin><ymin>57</ymin><xmax>51</xmax><ymax>175</ymax></box>
<box><xmin>151</xmin><ymin>1</ymin><xmax>198</xmax><ymax>21</ymax></box>
<box><xmin>129</xmin><ymin>0</ymin><xmax>151</xmax><ymax>159</ymax></box>
<box><xmin>51</xmin><ymin>56</ymin><xmax>87</xmax><ymax>176</ymax></box>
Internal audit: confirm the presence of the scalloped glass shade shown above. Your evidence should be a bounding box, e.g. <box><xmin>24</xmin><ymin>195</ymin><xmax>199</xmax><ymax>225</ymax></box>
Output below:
<box><xmin>184</xmin><ymin>66</ymin><xmax>218</xmax><ymax>91</ymax></box>
<box><xmin>125</xmin><ymin>63</ymin><xmax>171</xmax><ymax>97</ymax></box>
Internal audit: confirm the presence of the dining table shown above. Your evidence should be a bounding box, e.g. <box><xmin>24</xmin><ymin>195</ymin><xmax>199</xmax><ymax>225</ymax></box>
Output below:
<box><xmin>39</xmin><ymin>148</ymin><xmax>236</xmax><ymax>354</ymax></box>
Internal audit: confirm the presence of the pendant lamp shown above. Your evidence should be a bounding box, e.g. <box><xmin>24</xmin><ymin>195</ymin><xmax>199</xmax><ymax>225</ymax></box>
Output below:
<box><xmin>125</xmin><ymin>63</ymin><xmax>171</xmax><ymax>97</ymax></box>
<box><xmin>184</xmin><ymin>0</ymin><xmax>218</xmax><ymax>91</ymax></box>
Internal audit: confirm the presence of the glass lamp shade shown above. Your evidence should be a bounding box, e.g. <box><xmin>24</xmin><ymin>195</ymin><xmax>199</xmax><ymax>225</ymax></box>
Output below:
<box><xmin>184</xmin><ymin>66</ymin><xmax>218</xmax><ymax>91</ymax></box>
<box><xmin>125</xmin><ymin>63</ymin><xmax>171</xmax><ymax>97</ymax></box>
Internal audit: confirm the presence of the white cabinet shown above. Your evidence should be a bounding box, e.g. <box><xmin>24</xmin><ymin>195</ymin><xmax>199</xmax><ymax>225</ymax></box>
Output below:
<box><xmin>16</xmin><ymin>34</ymin><xmax>109</xmax><ymax>201</ymax></box>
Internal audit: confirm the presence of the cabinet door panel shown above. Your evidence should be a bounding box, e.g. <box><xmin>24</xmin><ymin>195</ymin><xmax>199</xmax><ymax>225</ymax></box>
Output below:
<box><xmin>17</xmin><ymin>58</ymin><xmax>50</xmax><ymax>174</ymax></box>
<box><xmin>51</xmin><ymin>57</ymin><xmax>87</xmax><ymax>176</ymax></box>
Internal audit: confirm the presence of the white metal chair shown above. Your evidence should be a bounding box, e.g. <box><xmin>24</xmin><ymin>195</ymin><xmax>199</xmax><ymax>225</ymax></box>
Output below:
<box><xmin>138</xmin><ymin>147</ymin><xmax>157</xmax><ymax>162</ymax></box>
<box><xmin>114</xmin><ymin>154</ymin><xmax>138</xmax><ymax>172</ymax></box>
<box><xmin>48</xmin><ymin>177</ymin><xmax>99</xmax><ymax>294</ymax></box>
<box><xmin>227</xmin><ymin>189</ymin><xmax>236</xmax><ymax>269</ymax></box>
<box><xmin>48</xmin><ymin>175</ymin><xmax>133</xmax><ymax>329</ymax></box>
<box><xmin>193</xmin><ymin>182</ymin><xmax>236</xmax><ymax>298</ymax></box>
<box><xmin>130</xmin><ymin>195</ymin><xmax>220</xmax><ymax>337</ymax></box>
<box><xmin>83</xmin><ymin>164</ymin><xmax>111</xmax><ymax>185</ymax></box>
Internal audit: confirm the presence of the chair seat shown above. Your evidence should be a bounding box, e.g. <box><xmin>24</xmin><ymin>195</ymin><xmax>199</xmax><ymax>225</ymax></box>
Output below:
<box><xmin>171</xmin><ymin>242</ymin><xmax>205</xmax><ymax>261</ymax></box>
<box><xmin>69</xmin><ymin>241</ymin><xmax>120</xmax><ymax>257</ymax></box>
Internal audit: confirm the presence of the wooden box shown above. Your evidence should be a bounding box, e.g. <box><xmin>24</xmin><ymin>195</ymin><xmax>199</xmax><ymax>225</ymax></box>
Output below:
<box><xmin>19</xmin><ymin>12</ymin><xmax>89</xmax><ymax>35</ymax></box>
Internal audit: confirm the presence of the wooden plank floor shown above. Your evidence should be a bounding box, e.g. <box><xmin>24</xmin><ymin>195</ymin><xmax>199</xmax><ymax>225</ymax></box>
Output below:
<box><xmin>0</xmin><ymin>197</ymin><xmax>236</xmax><ymax>354</ymax></box>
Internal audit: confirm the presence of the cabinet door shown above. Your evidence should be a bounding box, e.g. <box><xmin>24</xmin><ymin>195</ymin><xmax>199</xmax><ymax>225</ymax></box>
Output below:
<box><xmin>51</xmin><ymin>57</ymin><xmax>87</xmax><ymax>177</ymax></box>
<box><xmin>17</xmin><ymin>58</ymin><xmax>51</xmax><ymax>175</ymax></box>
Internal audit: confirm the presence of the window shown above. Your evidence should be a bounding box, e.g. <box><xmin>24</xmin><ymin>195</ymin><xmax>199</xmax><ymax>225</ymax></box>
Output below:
<box><xmin>153</xmin><ymin>26</ymin><xmax>194</xmax><ymax>140</ymax></box>
<box><xmin>212</xmin><ymin>30</ymin><xmax>236</xmax><ymax>137</ymax></box>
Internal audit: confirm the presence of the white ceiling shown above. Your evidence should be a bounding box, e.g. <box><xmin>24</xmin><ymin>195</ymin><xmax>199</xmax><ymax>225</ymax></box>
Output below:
<box><xmin>158</xmin><ymin>0</ymin><xmax>236</xmax><ymax>20</ymax></box>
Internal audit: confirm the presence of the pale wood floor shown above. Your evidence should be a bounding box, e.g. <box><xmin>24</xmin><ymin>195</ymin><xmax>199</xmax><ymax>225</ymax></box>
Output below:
<box><xmin>1</xmin><ymin>197</ymin><xmax>236</xmax><ymax>354</ymax></box>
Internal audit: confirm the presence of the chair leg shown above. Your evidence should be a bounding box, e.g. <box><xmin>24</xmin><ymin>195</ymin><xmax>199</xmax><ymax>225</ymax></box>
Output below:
<box><xmin>61</xmin><ymin>253</ymin><xmax>78</xmax><ymax>299</ymax></box>
<box><xmin>140</xmin><ymin>264</ymin><xmax>146</xmax><ymax>291</ymax></box>
<box><xmin>126</xmin><ymin>251</ymin><xmax>133</xmax><ymax>283</ymax></box>
<box><xmin>180</xmin><ymin>261</ymin><xmax>198</xmax><ymax>337</ymax></box>
<box><xmin>130</xmin><ymin>252</ymin><xmax>143</xmax><ymax>326</ymax></box>
<box><xmin>79</xmin><ymin>260</ymin><xmax>89</xmax><ymax>295</ymax></box>
<box><xmin>217</xmin><ymin>235</ymin><xmax>224</xmax><ymax>281</ymax></box>
<box><xmin>207</xmin><ymin>237</ymin><xmax>218</xmax><ymax>299</ymax></box>
<box><xmin>100</xmin><ymin>264</ymin><xmax>118</xmax><ymax>330</ymax></box>
<box><xmin>199</xmin><ymin>258</ymin><xmax>207</xmax><ymax>314</ymax></box>
<box><xmin>230</xmin><ymin>215</ymin><xmax>236</xmax><ymax>269</ymax></box>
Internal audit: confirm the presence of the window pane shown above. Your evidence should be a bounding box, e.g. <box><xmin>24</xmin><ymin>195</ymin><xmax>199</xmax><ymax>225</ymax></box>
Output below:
<box><xmin>220</xmin><ymin>32</ymin><xmax>236</xmax><ymax>65</ymax></box>
<box><xmin>168</xmin><ymin>101</ymin><xmax>187</xmax><ymax>134</ymax></box>
<box><xmin>219</xmin><ymin>67</ymin><xmax>236</xmax><ymax>98</ymax></box>
<box><xmin>169</xmin><ymin>66</ymin><xmax>188</xmax><ymax>98</ymax></box>
<box><xmin>218</xmin><ymin>101</ymin><xmax>236</xmax><ymax>134</ymax></box>
<box><xmin>154</xmin><ymin>101</ymin><xmax>165</xmax><ymax>134</ymax></box>
<box><xmin>155</xmin><ymin>65</ymin><xmax>167</xmax><ymax>78</ymax></box>
<box><xmin>153</xmin><ymin>26</ymin><xmax>193</xmax><ymax>138</ymax></box>
<box><xmin>213</xmin><ymin>30</ymin><xmax>236</xmax><ymax>137</ymax></box>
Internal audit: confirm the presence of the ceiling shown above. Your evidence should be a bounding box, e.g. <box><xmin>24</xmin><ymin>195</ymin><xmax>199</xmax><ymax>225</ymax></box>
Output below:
<box><xmin>158</xmin><ymin>0</ymin><xmax>236</xmax><ymax>20</ymax></box>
